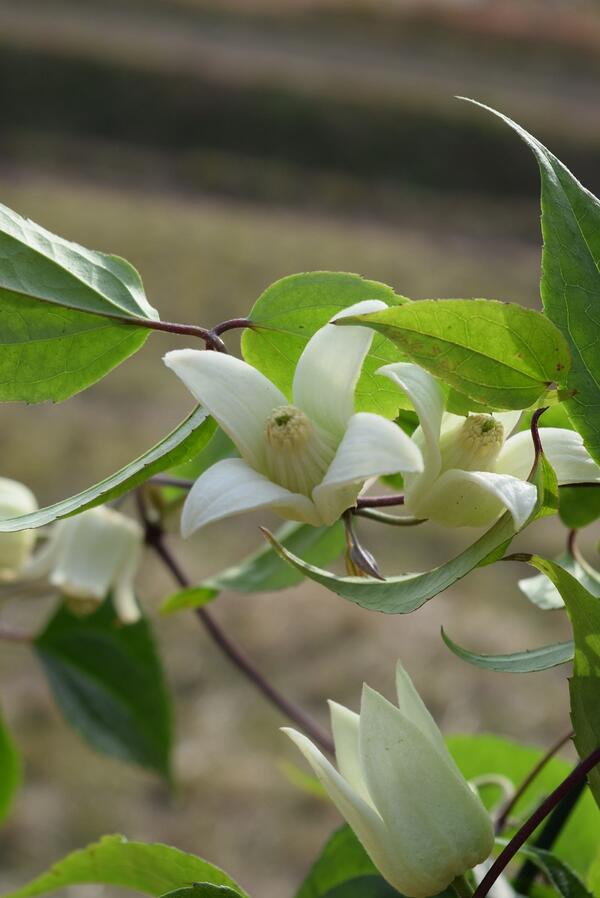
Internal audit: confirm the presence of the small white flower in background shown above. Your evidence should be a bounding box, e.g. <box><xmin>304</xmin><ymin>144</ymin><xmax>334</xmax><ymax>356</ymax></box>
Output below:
<box><xmin>25</xmin><ymin>507</ymin><xmax>144</xmax><ymax>623</ymax></box>
<box><xmin>164</xmin><ymin>301</ymin><xmax>423</xmax><ymax>535</ymax></box>
<box><xmin>0</xmin><ymin>478</ymin><xmax>38</xmax><ymax>581</ymax></box>
<box><xmin>283</xmin><ymin>661</ymin><xmax>494</xmax><ymax>898</ymax></box>
<box><xmin>377</xmin><ymin>363</ymin><xmax>600</xmax><ymax>528</ymax></box>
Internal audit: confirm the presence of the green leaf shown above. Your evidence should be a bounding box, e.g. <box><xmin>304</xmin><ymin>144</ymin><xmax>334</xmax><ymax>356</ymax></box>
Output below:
<box><xmin>519</xmin><ymin>549</ymin><xmax>600</xmax><ymax>611</ymax></box>
<box><xmin>515</xmin><ymin>845</ymin><xmax>593</xmax><ymax>898</ymax></box>
<box><xmin>242</xmin><ymin>271</ymin><xmax>411</xmax><ymax>418</ymax></box>
<box><xmin>34</xmin><ymin>599</ymin><xmax>173</xmax><ymax>779</ymax></box>
<box><xmin>1</xmin><ymin>834</ymin><xmax>248</xmax><ymax>898</ymax></box>
<box><xmin>295</xmin><ymin>826</ymin><xmax>379</xmax><ymax>898</ymax></box>
<box><xmin>263</xmin><ymin>509</ymin><xmax>520</xmax><ymax>615</ymax></box>
<box><xmin>588</xmin><ymin>849</ymin><xmax>600</xmax><ymax>896</ymax></box>
<box><xmin>0</xmin><ymin>202</ymin><xmax>158</xmax><ymax>320</ymax></box>
<box><xmin>465</xmin><ymin>100</ymin><xmax>600</xmax><ymax>464</ymax></box>
<box><xmin>448</xmin><ymin>734</ymin><xmax>599</xmax><ymax>876</ymax></box>
<box><xmin>340</xmin><ymin>299</ymin><xmax>570</xmax><ymax>410</ymax></box>
<box><xmin>0</xmin><ymin>296</ymin><xmax>151</xmax><ymax>403</ymax></box>
<box><xmin>0</xmin><ymin>703</ymin><xmax>21</xmax><ymax>824</ymax></box>
<box><xmin>513</xmin><ymin>556</ymin><xmax>600</xmax><ymax>810</ymax></box>
<box><xmin>160</xmin><ymin>888</ymin><xmax>243</xmax><ymax>898</ymax></box>
<box><xmin>322</xmin><ymin>878</ymin><xmax>399</xmax><ymax>898</ymax></box>
<box><xmin>560</xmin><ymin>486</ymin><xmax>600</xmax><ymax>529</ymax></box>
<box><xmin>0</xmin><ymin>407</ymin><xmax>215</xmax><ymax>532</ymax></box>
<box><xmin>441</xmin><ymin>629</ymin><xmax>574</xmax><ymax>672</ymax></box>
<box><xmin>161</xmin><ymin>520</ymin><xmax>344</xmax><ymax>614</ymax></box>
<box><xmin>0</xmin><ymin>203</ymin><xmax>159</xmax><ymax>402</ymax></box>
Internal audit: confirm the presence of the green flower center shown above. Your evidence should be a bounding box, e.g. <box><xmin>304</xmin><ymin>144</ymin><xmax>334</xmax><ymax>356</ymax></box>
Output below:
<box><xmin>264</xmin><ymin>405</ymin><xmax>336</xmax><ymax>495</ymax></box>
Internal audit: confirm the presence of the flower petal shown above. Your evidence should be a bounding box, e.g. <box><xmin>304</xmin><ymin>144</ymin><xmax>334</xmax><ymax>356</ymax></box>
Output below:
<box><xmin>112</xmin><ymin>540</ymin><xmax>143</xmax><ymax>624</ymax></box>
<box><xmin>164</xmin><ymin>350</ymin><xmax>286</xmax><ymax>472</ymax></box>
<box><xmin>359</xmin><ymin>686</ymin><xmax>494</xmax><ymax>897</ymax></box>
<box><xmin>407</xmin><ymin>469</ymin><xmax>537</xmax><ymax>529</ymax></box>
<box><xmin>328</xmin><ymin>700</ymin><xmax>373</xmax><ymax>805</ymax></box>
<box><xmin>492</xmin><ymin>410</ymin><xmax>522</xmax><ymax>438</ymax></box>
<box><xmin>282</xmin><ymin>726</ymin><xmax>391</xmax><ymax>881</ymax></box>
<box><xmin>395</xmin><ymin>662</ymin><xmax>450</xmax><ymax>760</ymax></box>
<box><xmin>376</xmin><ymin>363</ymin><xmax>444</xmax><ymax>478</ymax></box>
<box><xmin>293</xmin><ymin>300</ymin><xmax>387</xmax><ymax>440</ymax></box>
<box><xmin>497</xmin><ymin>427</ymin><xmax>600</xmax><ymax>484</ymax></box>
<box><xmin>312</xmin><ymin>412</ymin><xmax>423</xmax><ymax>525</ymax></box>
<box><xmin>181</xmin><ymin>458</ymin><xmax>321</xmax><ymax>537</ymax></box>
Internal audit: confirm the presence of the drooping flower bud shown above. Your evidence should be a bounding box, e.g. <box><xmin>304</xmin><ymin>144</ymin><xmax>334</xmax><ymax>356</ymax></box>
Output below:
<box><xmin>26</xmin><ymin>507</ymin><xmax>144</xmax><ymax>623</ymax></box>
<box><xmin>0</xmin><ymin>478</ymin><xmax>38</xmax><ymax>581</ymax></box>
<box><xmin>283</xmin><ymin>662</ymin><xmax>494</xmax><ymax>898</ymax></box>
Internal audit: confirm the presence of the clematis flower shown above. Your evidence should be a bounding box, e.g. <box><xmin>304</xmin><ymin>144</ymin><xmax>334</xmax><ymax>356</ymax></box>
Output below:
<box><xmin>24</xmin><ymin>507</ymin><xmax>144</xmax><ymax>623</ymax></box>
<box><xmin>0</xmin><ymin>478</ymin><xmax>38</xmax><ymax>581</ymax></box>
<box><xmin>164</xmin><ymin>301</ymin><xmax>423</xmax><ymax>535</ymax></box>
<box><xmin>283</xmin><ymin>662</ymin><xmax>494</xmax><ymax>898</ymax></box>
<box><xmin>377</xmin><ymin>363</ymin><xmax>600</xmax><ymax>528</ymax></box>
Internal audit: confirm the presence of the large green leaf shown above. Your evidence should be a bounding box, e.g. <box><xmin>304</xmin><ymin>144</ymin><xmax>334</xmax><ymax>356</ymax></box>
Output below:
<box><xmin>322</xmin><ymin>879</ymin><xmax>398</xmax><ymax>898</ymax></box>
<box><xmin>1</xmin><ymin>835</ymin><xmax>248</xmax><ymax>898</ymax></box>
<box><xmin>340</xmin><ymin>299</ymin><xmax>570</xmax><ymax>410</ymax></box>
<box><xmin>242</xmin><ymin>272</ymin><xmax>410</xmax><ymax>418</ymax></box>
<box><xmin>0</xmin><ymin>703</ymin><xmax>21</xmax><ymax>824</ymax></box>
<box><xmin>0</xmin><ymin>294</ymin><xmax>150</xmax><ymax>403</ymax></box>
<box><xmin>441</xmin><ymin>629</ymin><xmax>574</xmax><ymax>672</ymax></box>
<box><xmin>467</xmin><ymin>100</ymin><xmax>600</xmax><ymax>463</ymax></box>
<box><xmin>518</xmin><ymin>549</ymin><xmax>600</xmax><ymax>611</ymax></box>
<box><xmin>0</xmin><ymin>203</ymin><xmax>159</xmax><ymax>402</ymax></box>
<box><xmin>0</xmin><ymin>407</ymin><xmax>215</xmax><ymax>532</ymax></box>
<box><xmin>34</xmin><ymin>599</ymin><xmax>173</xmax><ymax>779</ymax></box>
<box><xmin>448</xmin><ymin>734</ymin><xmax>599</xmax><ymax>875</ymax></box>
<box><xmin>513</xmin><ymin>556</ymin><xmax>600</xmax><ymax>811</ymax></box>
<box><xmin>161</xmin><ymin>521</ymin><xmax>344</xmax><ymax>614</ymax></box>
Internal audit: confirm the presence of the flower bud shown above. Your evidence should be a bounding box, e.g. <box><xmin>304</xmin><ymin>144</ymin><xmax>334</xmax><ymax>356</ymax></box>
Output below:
<box><xmin>283</xmin><ymin>662</ymin><xmax>494</xmax><ymax>898</ymax></box>
<box><xmin>0</xmin><ymin>478</ymin><xmax>38</xmax><ymax>580</ymax></box>
<box><xmin>26</xmin><ymin>507</ymin><xmax>143</xmax><ymax>623</ymax></box>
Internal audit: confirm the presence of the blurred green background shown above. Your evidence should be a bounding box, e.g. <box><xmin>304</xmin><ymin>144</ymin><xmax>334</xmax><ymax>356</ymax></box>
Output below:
<box><xmin>0</xmin><ymin>1</ymin><xmax>597</xmax><ymax>896</ymax></box>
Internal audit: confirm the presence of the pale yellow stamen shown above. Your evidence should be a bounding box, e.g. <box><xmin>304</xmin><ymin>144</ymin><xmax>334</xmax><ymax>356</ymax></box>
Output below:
<box><xmin>440</xmin><ymin>414</ymin><xmax>504</xmax><ymax>473</ymax></box>
<box><xmin>265</xmin><ymin>405</ymin><xmax>336</xmax><ymax>495</ymax></box>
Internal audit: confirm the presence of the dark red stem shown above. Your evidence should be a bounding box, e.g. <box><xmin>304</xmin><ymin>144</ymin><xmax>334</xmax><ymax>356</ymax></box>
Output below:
<box><xmin>356</xmin><ymin>494</ymin><xmax>405</xmax><ymax>509</ymax></box>
<box><xmin>473</xmin><ymin>744</ymin><xmax>600</xmax><ymax>898</ymax></box>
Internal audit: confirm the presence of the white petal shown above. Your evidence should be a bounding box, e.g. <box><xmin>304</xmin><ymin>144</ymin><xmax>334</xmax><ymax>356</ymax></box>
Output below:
<box><xmin>376</xmin><ymin>363</ymin><xmax>444</xmax><ymax>478</ymax></box>
<box><xmin>395</xmin><ymin>662</ymin><xmax>450</xmax><ymax>760</ymax></box>
<box><xmin>408</xmin><ymin>469</ymin><xmax>537</xmax><ymax>529</ymax></box>
<box><xmin>359</xmin><ymin>686</ymin><xmax>494</xmax><ymax>897</ymax></box>
<box><xmin>312</xmin><ymin>413</ymin><xmax>423</xmax><ymax>525</ymax></box>
<box><xmin>497</xmin><ymin>427</ymin><xmax>600</xmax><ymax>484</ymax></box>
<box><xmin>492</xmin><ymin>410</ymin><xmax>522</xmax><ymax>438</ymax></box>
<box><xmin>282</xmin><ymin>727</ymin><xmax>390</xmax><ymax>879</ymax></box>
<box><xmin>181</xmin><ymin>458</ymin><xmax>321</xmax><ymax>536</ymax></box>
<box><xmin>164</xmin><ymin>350</ymin><xmax>286</xmax><ymax>472</ymax></box>
<box><xmin>293</xmin><ymin>300</ymin><xmax>387</xmax><ymax>440</ymax></box>
<box><xmin>112</xmin><ymin>541</ymin><xmax>143</xmax><ymax>624</ymax></box>
<box><xmin>328</xmin><ymin>701</ymin><xmax>373</xmax><ymax>805</ymax></box>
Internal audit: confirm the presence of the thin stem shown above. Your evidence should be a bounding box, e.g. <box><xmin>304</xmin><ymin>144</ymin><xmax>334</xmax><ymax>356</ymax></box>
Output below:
<box><xmin>150</xmin><ymin>475</ymin><xmax>194</xmax><ymax>490</ymax></box>
<box><xmin>212</xmin><ymin>317</ymin><xmax>254</xmax><ymax>336</ymax></box>
<box><xmin>567</xmin><ymin>528</ymin><xmax>577</xmax><ymax>556</ymax></box>
<box><xmin>118</xmin><ymin>315</ymin><xmax>228</xmax><ymax>352</ymax></box>
<box><xmin>356</xmin><ymin>494</ymin><xmax>405</xmax><ymax>509</ymax></box>
<box><xmin>0</xmin><ymin>624</ymin><xmax>33</xmax><ymax>643</ymax></box>
<box><xmin>137</xmin><ymin>493</ymin><xmax>334</xmax><ymax>754</ymax></box>
<box><xmin>529</xmin><ymin>406</ymin><xmax>548</xmax><ymax>467</ymax></box>
<box><xmin>495</xmin><ymin>730</ymin><xmax>574</xmax><ymax>833</ymax></box>
<box><xmin>512</xmin><ymin>777</ymin><xmax>586</xmax><ymax>895</ymax></box>
<box><xmin>353</xmin><ymin>508</ymin><xmax>425</xmax><ymax>526</ymax></box>
<box><xmin>472</xmin><ymin>744</ymin><xmax>600</xmax><ymax>898</ymax></box>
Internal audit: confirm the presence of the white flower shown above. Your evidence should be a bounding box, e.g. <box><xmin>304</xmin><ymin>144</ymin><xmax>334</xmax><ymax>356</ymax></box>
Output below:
<box><xmin>377</xmin><ymin>363</ymin><xmax>600</xmax><ymax>528</ymax></box>
<box><xmin>0</xmin><ymin>478</ymin><xmax>38</xmax><ymax>581</ymax></box>
<box><xmin>283</xmin><ymin>662</ymin><xmax>494</xmax><ymax>898</ymax></box>
<box><xmin>164</xmin><ymin>302</ymin><xmax>423</xmax><ymax>535</ymax></box>
<box><xmin>25</xmin><ymin>507</ymin><xmax>144</xmax><ymax>623</ymax></box>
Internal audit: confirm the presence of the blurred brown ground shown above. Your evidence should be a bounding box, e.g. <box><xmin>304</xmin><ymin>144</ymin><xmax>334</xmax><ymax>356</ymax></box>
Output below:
<box><xmin>0</xmin><ymin>2</ymin><xmax>598</xmax><ymax>896</ymax></box>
